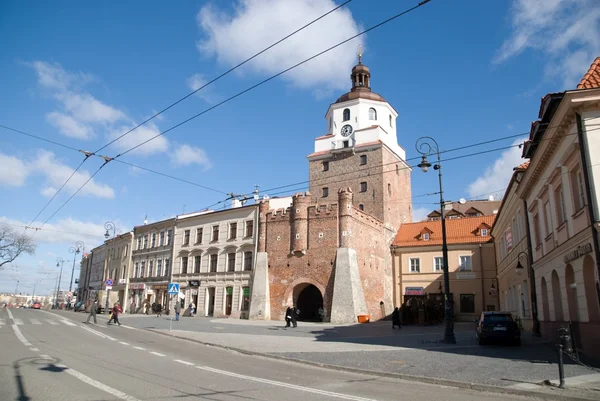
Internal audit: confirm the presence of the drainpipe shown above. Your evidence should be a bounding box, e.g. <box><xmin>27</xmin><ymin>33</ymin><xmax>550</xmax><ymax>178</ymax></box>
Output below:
<box><xmin>479</xmin><ymin>243</ymin><xmax>486</xmax><ymax>312</ymax></box>
<box><xmin>576</xmin><ymin>113</ymin><xmax>600</xmax><ymax>309</ymax></box>
<box><xmin>524</xmin><ymin>199</ymin><xmax>541</xmax><ymax>336</ymax></box>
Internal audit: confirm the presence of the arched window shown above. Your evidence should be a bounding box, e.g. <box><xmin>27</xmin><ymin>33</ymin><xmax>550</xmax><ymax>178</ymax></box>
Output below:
<box><xmin>388</xmin><ymin>183</ymin><xmax>392</xmax><ymax>195</ymax></box>
<box><xmin>389</xmin><ymin>115</ymin><xmax>393</xmax><ymax>127</ymax></box>
<box><xmin>343</xmin><ymin>108</ymin><xmax>350</xmax><ymax>121</ymax></box>
<box><xmin>369</xmin><ymin>108</ymin><xmax>377</xmax><ymax>120</ymax></box>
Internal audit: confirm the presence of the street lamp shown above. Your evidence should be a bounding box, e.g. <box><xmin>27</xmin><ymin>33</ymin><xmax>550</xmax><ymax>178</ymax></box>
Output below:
<box><xmin>68</xmin><ymin>241</ymin><xmax>85</xmax><ymax>293</ymax></box>
<box><xmin>104</xmin><ymin>221</ymin><xmax>116</xmax><ymax>239</ymax></box>
<box><xmin>416</xmin><ymin>136</ymin><xmax>456</xmax><ymax>344</ymax></box>
<box><xmin>516</xmin><ymin>251</ymin><xmax>527</xmax><ymax>275</ymax></box>
<box><xmin>56</xmin><ymin>257</ymin><xmax>65</xmax><ymax>308</ymax></box>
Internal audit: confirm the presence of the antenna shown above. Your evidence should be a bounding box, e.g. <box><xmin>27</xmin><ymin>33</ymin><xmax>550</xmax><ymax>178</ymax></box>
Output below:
<box><xmin>144</xmin><ymin>214</ymin><xmax>148</xmax><ymax>225</ymax></box>
<box><xmin>253</xmin><ymin>184</ymin><xmax>261</xmax><ymax>202</ymax></box>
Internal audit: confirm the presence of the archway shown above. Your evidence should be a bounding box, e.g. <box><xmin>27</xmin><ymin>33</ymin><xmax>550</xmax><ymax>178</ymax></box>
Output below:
<box><xmin>551</xmin><ymin>270</ymin><xmax>564</xmax><ymax>321</ymax></box>
<box><xmin>565</xmin><ymin>264</ymin><xmax>579</xmax><ymax>321</ymax></box>
<box><xmin>294</xmin><ymin>284</ymin><xmax>323</xmax><ymax>322</ymax></box>
<box><xmin>583</xmin><ymin>255</ymin><xmax>600</xmax><ymax>321</ymax></box>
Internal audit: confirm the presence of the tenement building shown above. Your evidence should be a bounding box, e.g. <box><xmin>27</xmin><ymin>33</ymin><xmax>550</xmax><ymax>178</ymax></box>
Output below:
<box><xmin>129</xmin><ymin>218</ymin><xmax>175</xmax><ymax>314</ymax></box>
<box><xmin>249</xmin><ymin>55</ymin><xmax>412</xmax><ymax>323</ymax></box>
<box><xmin>171</xmin><ymin>204</ymin><xmax>258</xmax><ymax>318</ymax></box>
<box><xmin>102</xmin><ymin>232</ymin><xmax>134</xmax><ymax>310</ymax></box>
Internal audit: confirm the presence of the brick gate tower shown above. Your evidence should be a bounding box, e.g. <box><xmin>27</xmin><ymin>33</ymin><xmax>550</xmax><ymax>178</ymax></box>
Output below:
<box><xmin>249</xmin><ymin>53</ymin><xmax>412</xmax><ymax>323</ymax></box>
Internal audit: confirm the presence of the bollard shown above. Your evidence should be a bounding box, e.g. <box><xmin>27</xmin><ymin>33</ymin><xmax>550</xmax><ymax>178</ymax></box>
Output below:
<box><xmin>557</xmin><ymin>344</ymin><xmax>566</xmax><ymax>389</ymax></box>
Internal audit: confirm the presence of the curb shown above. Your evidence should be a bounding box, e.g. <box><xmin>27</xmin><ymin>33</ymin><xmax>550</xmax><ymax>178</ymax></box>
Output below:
<box><xmin>146</xmin><ymin>328</ymin><xmax>598</xmax><ymax>401</ymax></box>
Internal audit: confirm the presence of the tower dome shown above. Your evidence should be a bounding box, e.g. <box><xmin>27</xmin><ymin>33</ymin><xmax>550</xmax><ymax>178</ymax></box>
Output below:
<box><xmin>334</xmin><ymin>47</ymin><xmax>386</xmax><ymax>104</ymax></box>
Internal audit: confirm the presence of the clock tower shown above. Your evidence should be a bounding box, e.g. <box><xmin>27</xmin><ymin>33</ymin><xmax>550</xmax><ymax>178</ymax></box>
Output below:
<box><xmin>307</xmin><ymin>52</ymin><xmax>412</xmax><ymax>232</ymax></box>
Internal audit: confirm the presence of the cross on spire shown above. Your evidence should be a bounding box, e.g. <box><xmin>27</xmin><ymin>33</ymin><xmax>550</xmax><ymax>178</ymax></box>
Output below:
<box><xmin>357</xmin><ymin>44</ymin><xmax>363</xmax><ymax>64</ymax></box>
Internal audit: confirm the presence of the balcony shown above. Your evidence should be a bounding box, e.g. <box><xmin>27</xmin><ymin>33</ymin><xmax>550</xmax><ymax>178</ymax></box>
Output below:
<box><xmin>132</xmin><ymin>244</ymin><xmax>172</xmax><ymax>255</ymax></box>
<box><xmin>331</xmin><ymin>138</ymin><xmax>355</xmax><ymax>154</ymax></box>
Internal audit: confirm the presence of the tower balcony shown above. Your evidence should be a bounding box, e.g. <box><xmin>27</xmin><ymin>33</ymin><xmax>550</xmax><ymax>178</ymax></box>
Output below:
<box><xmin>331</xmin><ymin>138</ymin><xmax>355</xmax><ymax>154</ymax></box>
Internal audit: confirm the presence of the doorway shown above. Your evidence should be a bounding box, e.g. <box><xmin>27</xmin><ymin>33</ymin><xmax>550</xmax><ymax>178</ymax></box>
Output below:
<box><xmin>207</xmin><ymin>288</ymin><xmax>215</xmax><ymax>316</ymax></box>
<box><xmin>225</xmin><ymin>287</ymin><xmax>233</xmax><ymax>316</ymax></box>
<box><xmin>295</xmin><ymin>284</ymin><xmax>323</xmax><ymax>321</ymax></box>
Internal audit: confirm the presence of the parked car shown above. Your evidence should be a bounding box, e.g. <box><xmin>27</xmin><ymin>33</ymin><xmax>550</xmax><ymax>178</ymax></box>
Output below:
<box><xmin>31</xmin><ymin>302</ymin><xmax>42</xmax><ymax>309</ymax></box>
<box><xmin>476</xmin><ymin>311</ymin><xmax>521</xmax><ymax>346</ymax></box>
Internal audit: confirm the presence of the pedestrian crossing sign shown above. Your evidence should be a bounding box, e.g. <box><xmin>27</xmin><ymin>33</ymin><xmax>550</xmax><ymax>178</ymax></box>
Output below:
<box><xmin>168</xmin><ymin>283</ymin><xmax>180</xmax><ymax>295</ymax></box>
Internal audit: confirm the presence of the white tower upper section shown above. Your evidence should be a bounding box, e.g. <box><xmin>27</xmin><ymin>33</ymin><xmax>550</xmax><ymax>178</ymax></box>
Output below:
<box><xmin>312</xmin><ymin>53</ymin><xmax>405</xmax><ymax>161</ymax></box>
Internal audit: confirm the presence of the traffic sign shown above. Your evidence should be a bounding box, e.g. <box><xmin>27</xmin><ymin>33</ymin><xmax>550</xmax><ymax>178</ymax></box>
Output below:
<box><xmin>105</xmin><ymin>278</ymin><xmax>113</xmax><ymax>286</ymax></box>
<box><xmin>168</xmin><ymin>283</ymin><xmax>180</xmax><ymax>295</ymax></box>
<box><xmin>105</xmin><ymin>286</ymin><xmax>112</xmax><ymax>290</ymax></box>
<box><xmin>66</xmin><ymin>291</ymin><xmax>73</xmax><ymax>298</ymax></box>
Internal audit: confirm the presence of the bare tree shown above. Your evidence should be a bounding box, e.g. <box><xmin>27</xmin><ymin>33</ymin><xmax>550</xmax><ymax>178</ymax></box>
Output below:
<box><xmin>0</xmin><ymin>223</ymin><xmax>36</xmax><ymax>269</ymax></box>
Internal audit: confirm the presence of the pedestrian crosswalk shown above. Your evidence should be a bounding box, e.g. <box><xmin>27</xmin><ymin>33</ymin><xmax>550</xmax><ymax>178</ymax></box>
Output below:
<box><xmin>0</xmin><ymin>317</ymin><xmax>79</xmax><ymax>327</ymax></box>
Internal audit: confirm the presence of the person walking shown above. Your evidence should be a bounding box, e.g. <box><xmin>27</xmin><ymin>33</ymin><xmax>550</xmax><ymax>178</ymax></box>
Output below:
<box><xmin>107</xmin><ymin>302</ymin><xmax>123</xmax><ymax>326</ymax></box>
<box><xmin>174</xmin><ymin>300</ymin><xmax>181</xmax><ymax>321</ymax></box>
<box><xmin>392</xmin><ymin>307</ymin><xmax>402</xmax><ymax>329</ymax></box>
<box><xmin>85</xmin><ymin>300</ymin><xmax>98</xmax><ymax>324</ymax></box>
<box><xmin>156</xmin><ymin>303</ymin><xmax>162</xmax><ymax>318</ymax></box>
<box><xmin>189</xmin><ymin>302</ymin><xmax>195</xmax><ymax>317</ymax></box>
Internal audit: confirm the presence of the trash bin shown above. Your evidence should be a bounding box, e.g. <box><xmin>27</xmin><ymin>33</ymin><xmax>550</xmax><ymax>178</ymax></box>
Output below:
<box><xmin>357</xmin><ymin>314</ymin><xmax>370</xmax><ymax>323</ymax></box>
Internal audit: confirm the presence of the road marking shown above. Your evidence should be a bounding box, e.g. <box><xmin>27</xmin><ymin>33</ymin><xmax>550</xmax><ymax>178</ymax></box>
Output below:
<box><xmin>30</xmin><ymin>318</ymin><xmax>42</xmax><ymax>325</ymax></box>
<box><xmin>46</xmin><ymin>320</ymin><xmax>59</xmax><ymax>325</ymax></box>
<box><xmin>0</xmin><ymin>318</ymin><xmax>5</xmax><ymax>325</ymax></box>
<box><xmin>61</xmin><ymin>320</ymin><xmax>76</xmax><ymax>326</ymax></box>
<box><xmin>196</xmin><ymin>366</ymin><xmax>381</xmax><ymax>401</ymax></box>
<box><xmin>133</xmin><ymin>346</ymin><xmax>146</xmax><ymax>351</ymax></box>
<box><xmin>81</xmin><ymin>325</ymin><xmax>116</xmax><ymax>341</ymax></box>
<box><xmin>39</xmin><ymin>354</ymin><xmax>52</xmax><ymax>359</ymax></box>
<box><xmin>119</xmin><ymin>341</ymin><xmax>129</xmax><ymax>345</ymax></box>
<box><xmin>56</xmin><ymin>364</ymin><xmax>141</xmax><ymax>401</ymax></box>
<box><xmin>174</xmin><ymin>359</ymin><xmax>194</xmax><ymax>366</ymax></box>
<box><xmin>29</xmin><ymin>347</ymin><xmax>39</xmax><ymax>352</ymax></box>
<box><xmin>150</xmin><ymin>352</ymin><xmax>166</xmax><ymax>357</ymax></box>
<box><xmin>13</xmin><ymin>318</ymin><xmax>24</xmax><ymax>325</ymax></box>
<box><xmin>11</xmin><ymin>324</ymin><xmax>31</xmax><ymax>346</ymax></box>
<box><xmin>120</xmin><ymin>325</ymin><xmax>135</xmax><ymax>330</ymax></box>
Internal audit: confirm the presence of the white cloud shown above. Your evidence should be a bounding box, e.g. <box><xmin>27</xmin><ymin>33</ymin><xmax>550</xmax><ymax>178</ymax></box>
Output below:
<box><xmin>171</xmin><ymin>144</ymin><xmax>212</xmax><ymax>170</ymax></box>
<box><xmin>411</xmin><ymin>207</ymin><xmax>431</xmax><ymax>222</ymax></box>
<box><xmin>40</xmin><ymin>187</ymin><xmax>58</xmax><ymax>197</ymax></box>
<box><xmin>196</xmin><ymin>0</ymin><xmax>363</xmax><ymax>93</ymax></box>
<box><xmin>46</xmin><ymin>111</ymin><xmax>94</xmax><ymax>139</ymax></box>
<box><xmin>0</xmin><ymin>153</ymin><xmax>29</xmax><ymax>186</ymax></box>
<box><xmin>56</xmin><ymin>91</ymin><xmax>126</xmax><ymax>124</ymax></box>
<box><xmin>0</xmin><ymin>216</ymin><xmax>108</xmax><ymax>245</ymax></box>
<box><xmin>29</xmin><ymin>60</ymin><xmax>94</xmax><ymax>91</ymax></box>
<box><xmin>495</xmin><ymin>0</ymin><xmax>600</xmax><ymax>87</ymax></box>
<box><xmin>466</xmin><ymin>138</ymin><xmax>527</xmax><ymax>198</ymax></box>
<box><xmin>108</xmin><ymin>122</ymin><xmax>169</xmax><ymax>156</ymax></box>
<box><xmin>186</xmin><ymin>73</ymin><xmax>216</xmax><ymax>103</ymax></box>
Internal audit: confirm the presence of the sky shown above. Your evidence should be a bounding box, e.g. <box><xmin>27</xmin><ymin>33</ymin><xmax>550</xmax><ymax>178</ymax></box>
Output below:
<box><xmin>1</xmin><ymin>0</ymin><xmax>599</xmax><ymax>295</ymax></box>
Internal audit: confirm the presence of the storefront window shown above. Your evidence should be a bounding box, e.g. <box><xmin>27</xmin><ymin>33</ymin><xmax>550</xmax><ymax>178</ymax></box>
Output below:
<box><xmin>242</xmin><ymin>287</ymin><xmax>250</xmax><ymax>311</ymax></box>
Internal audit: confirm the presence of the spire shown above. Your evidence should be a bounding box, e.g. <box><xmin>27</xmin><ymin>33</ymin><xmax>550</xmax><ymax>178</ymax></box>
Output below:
<box><xmin>350</xmin><ymin>46</ymin><xmax>370</xmax><ymax>92</ymax></box>
<box><xmin>357</xmin><ymin>44</ymin><xmax>363</xmax><ymax>65</ymax></box>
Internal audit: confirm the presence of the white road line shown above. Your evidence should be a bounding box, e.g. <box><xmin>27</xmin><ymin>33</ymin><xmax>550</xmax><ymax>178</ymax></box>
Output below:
<box><xmin>80</xmin><ymin>325</ymin><xmax>118</xmax><ymax>341</ymax></box>
<box><xmin>119</xmin><ymin>341</ymin><xmax>129</xmax><ymax>346</ymax></box>
<box><xmin>11</xmin><ymin>324</ymin><xmax>31</xmax><ymax>347</ymax></box>
<box><xmin>61</xmin><ymin>320</ymin><xmax>76</xmax><ymax>326</ymax></box>
<box><xmin>133</xmin><ymin>346</ymin><xmax>146</xmax><ymax>351</ymax></box>
<box><xmin>29</xmin><ymin>347</ymin><xmax>39</xmax><ymax>352</ymax></box>
<box><xmin>46</xmin><ymin>320</ymin><xmax>59</xmax><ymax>325</ymax></box>
<box><xmin>39</xmin><ymin>354</ymin><xmax>52</xmax><ymax>359</ymax></box>
<box><xmin>196</xmin><ymin>366</ymin><xmax>381</xmax><ymax>401</ymax></box>
<box><xmin>57</xmin><ymin>364</ymin><xmax>141</xmax><ymax>401</ymax></box>
<box><xmin>0</xmin><ymin>318</ymin><xmax>6</xmax><ymax>325</ymax></box>
<box><xmin>174</xmin><ymin>359</ymin><xmax>194</xmax><ymax>366</ymax></box>
<box><xmin>150</xmin><ymin>352</ymin><xmax>166</xmax><ymax>357</ymax></box>
<box><xmin>30</xmin><ymin>318</ymin><xmax>42</xmax><ymax>325</ymax></box>
<box><xmin>13</xmin><ymin>318</ymin><xmax>24</xmax><ymax>325</ymax></box>
<box><xmin>120</xmin><ymin>325</ymin><xmax>135</xmax><ymax>330</ymax></box>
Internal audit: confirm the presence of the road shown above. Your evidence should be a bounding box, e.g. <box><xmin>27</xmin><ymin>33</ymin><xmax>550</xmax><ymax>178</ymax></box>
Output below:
<box><xmin>0</xmin><ymin>307</ymin><xmax>544</xmax><ymax>401</ymax></box>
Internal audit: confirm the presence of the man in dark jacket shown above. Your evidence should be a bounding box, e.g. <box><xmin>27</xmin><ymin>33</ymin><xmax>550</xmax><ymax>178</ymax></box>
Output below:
<box><xmin>392</xmin><ymin>307</ymin><xmax>402</xmax><ymax>329</ymax></box>
<box><xmin>85</xmin><ymin>300</ymin><xmax>98</xmax><ymax>324</ymax></box>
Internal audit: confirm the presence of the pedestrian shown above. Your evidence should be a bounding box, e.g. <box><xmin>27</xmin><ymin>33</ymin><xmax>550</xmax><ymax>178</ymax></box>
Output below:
<box><xmin>189</xmin><ymin>302</ymin><xmax>195</xmax><ymax>317</ymax></box>
<box><xmin>130</xmin><ymin>300</ymin><xmax>136</xmax><ymax>314</ymax></box>
<box><xmin>174</xmin><ymin>300</ymin><xmax>181</xmax><ymax>321</ymax></box>
<box><xmin>156</xmin><ymin>303</ymin><xmax>162</xmax><ymax>317</ymax></box>
<box><xmin>152</xmin><ymin>302</ymin><xmax>157</xmax><ymax>317</ymax></box>
<box><xmin>285</xmin><ymin>305</ymin><xmax>293</xmax><ymax>327</ymax></box>
<box><xmin>107</xmin><ymin>302</ymin><xmax>123</xmax><ymax>326</ymax></box>
<box><xmin>85</xmin><ymin>300</ymin><xmax>98</xmax><ymax>324</ymax></box>
<box><xmin>392</xmin><ymin>306</ymin><xmax>402</xmax><ymax>329</ymax></box>
<box><xmin>291</xmin><ymin>305</ymin><xmax>299</xmax><ymax>328</ymax></box>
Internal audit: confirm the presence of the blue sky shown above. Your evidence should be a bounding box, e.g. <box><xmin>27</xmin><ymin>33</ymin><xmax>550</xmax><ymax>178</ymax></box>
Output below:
<box><xmin>1</xmin><ymin>0</ymin><xmax>599</xmax><ymax>295</ymax></box>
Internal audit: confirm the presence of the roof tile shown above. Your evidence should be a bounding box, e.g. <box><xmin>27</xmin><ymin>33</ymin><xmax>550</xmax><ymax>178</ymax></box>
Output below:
<box><xmin>393</xmin><ymin>215</ymin><xmax>496</xmax><ymax>247</ymax></box>
<box><xmin>577</xmin><ymin>57</ymin><xmax>600</xmax><ymax>90</ymax></box>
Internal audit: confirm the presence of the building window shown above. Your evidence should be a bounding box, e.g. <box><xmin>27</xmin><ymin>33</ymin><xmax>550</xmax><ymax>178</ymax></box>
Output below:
<box><xmin>229</xmin><ymin>222</ymin><xmax>237</xmax><ymax>240</ymax></box>
<box><xmin>194</xmin><ymin>255</ymin><xmax>201</xmax><ymax>273</ymax></box>
<box><xmin>396</xmin><ymin>165</ymin><xmax>399</xmax><ymax>176</ymax></box>
<box><xmin>245</xmin><ymin>220</ymin><xmax>253</xmax><ymax>238</ymax></box>
<box><xmin>343</xmin><ymin>140</ymin><xmax>349</xmax><ymax>148</ymax></box>
<box><xmin>140</xmin><ymin>261</ymin><xmax>146</xmax><ymax>278</ymax></box>
<box><xmin>134</xmin><ymin>262</ymin><xmax>139</xmax><ymax>278</ymax></box>
<box><xmin>389</xmin><ymin>115</ymin><xmax>393</xmax><ymax>127</ymax></box>
<box><xmin>212</xmin><ymin>225</ymin><xmax>219</xmax><ymax>242</ymax></box>
<box><xmin>322</xmin><ymin>187</ymin><xmax>329</xmax><ymax>198</ymax></box>
<box><xmin>459</xmin><ymin>255</ymin><xmax>472</xmax><ymax>271</ymax></box>
<box><xmin>159</xmin><ymin>231</ymin><xmax>165</xmax><ymax>246</ymax></box>
<box><xmin>143</xmin><ymin>235</ymin><xmax>148</xmax><ymax>249</ymax></box>
<box><xmin>360</xmin><ymin>182</ymin><xmax>367</xmax><ymax>192</ymax></box>
<box><xmin>422</xmin><ymin>233</ymin><xmax>430</xmax><ymax>241</ymax></box>
<box><xmin>544</xmin><ymin>202</ymin><xmax>553</xmax><ymax>236</ymax></box>
<box><xmin>516</xmin><ymin>211</ymin><xmax>523</xmax><ymax>242</ymax></box>
<box><xmin>533</xmin><ymin>213</ymin><xmax>541</xmax><ymax>246</ymax></box>
<box><xmin>434</xmin><ymin>257</ymin><xmax>443</xmax><ymax>271</ymax></box>
<box><xmin>209</xmin><ymin>254</ymin><xmax>218</xmax><ymax>272</ymax></box>
<box><xmin>156</xmin><ymin>259</ymin><xmax>162</xmax><ymax>277</ymax></box>
<box><xmin>181</xmin><ymin>257</ymin><xmax>188</xmax><ymax>274</ymax></box>
<box><xmin>360</xmin><ymin>155</ymin><xmax>367</xmax><ymax>165</ymax></box>
<box><xmin>328</xmin><ymin>116</ymin><xmax>332</xmax><ymax>131</ymax></box>
<box><xmin>480</xmin><ymin>228</ymin><xmax>488</xmax><ymax>236</ymax></box>
<box><xmin>183</xmin><ymin>230</ymin><xmax>190</xmax><ymax>246</ymax></box>
<box><xmin>151</xmin><ymin>233</ymin><xmax>156</xmax><ymax>248</ymax></box>
<box><xmin>244</xmin><ymin>251</ymin><xmax>253</xmax><ymax>271</ymax></box>
<box><xmin>323</xmin><ymin>161</ymin><xmax>329</xmax><ymax>171</ymax></box>
<box><xmin>555</xmin><ymin>186</ymin><xmax>567</xmax><ymax>225</ymax></box>
<box><xmin>242</xmin><ymin>287</ymin><xmax>251</xmax><ymax>311</ymax></box>
<box><xmin>343</xmin><ymin>108</ymin><xmax>350</xmax><ymax>121</ymax></box>
<box><xmin>228</xmin><ymin>253</ymin><xmax>236</xmax><ymax>272</ymax></box>
<box><xmin>359</xmin><ymin>204</ymin><xmax>364</xmax><ymax>211</ymax></box>
<box><xmin>409</xmin><ymin>258</ymin><xmax>420</xmax><ymax>273</ymax></box>
<box><xmin>577</xmin><ymin>170</ymin><xmax>586</xmax><ymax>208</ymax></box>
<box><xmin>196</xmin><ymin>228</ymin><xmax>203</xmax><ymax>244</ymax></box>
<box><xmin>388</xmin><ymin>183</ymin><xmax>392</xmax><ymax>195</ymax></box>
<box><xmin>571</xmin><ymin>169</ymin><xmax>586</xmax><ymax>210</ymax></box>
<box><xmin>368</xmin><ymin>108</ymin><xmax>377</xmax><ymax>120</ymax></box>
<box><xmin>148</xmin><ymin>260</ymin><xmax>154</xmax><ymax>277</ymax></box>
<box><xmin>164</xmin><ymin>258</ymin><xmax>170</xmax><ymax>277</ymax></box>
<box><xmin>460</xmin><ymin>294</ymin><xmax>475</xmax><ymax>313</ymax></box>
<box><xmin>137</xmin><ymin>236</ymin><xmax>142</xmax><ymax>250</ymax></box>
<box><xmin>167</xmin><ymin>230</ymin><xmax>172</xmax><ymax>245</ymax></box>
<box><xmin>124</xmin><ymin>245</ymin><xmax>128</xmax><ymax>257</ymax></box>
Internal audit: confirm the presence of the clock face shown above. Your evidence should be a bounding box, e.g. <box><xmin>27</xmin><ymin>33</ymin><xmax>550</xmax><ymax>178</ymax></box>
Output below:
<box><xmin>340</xmin><ymin>124</ymin><xmax>353</xmax><ymax>137</ymax></box>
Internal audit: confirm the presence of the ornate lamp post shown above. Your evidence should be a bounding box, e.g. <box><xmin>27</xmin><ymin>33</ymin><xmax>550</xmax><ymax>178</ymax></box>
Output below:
<box><xmin>68</xmin><ymin>241</ymin><xmax>85</xmax><ymax>293</ymax></box>
<box><xmin>56</xmin><ymin>257</ymin><xmax>65</xmax><ymax>308</ymax></box>
<box><xmin>416</xmin><ymin>136</ymin><xmax>456</xmax><ymax>344</ymax></box>
<box><xmin>104</xmin><ymin>221</ymin><xmax>116</xmax><ymax>239</ymax></box>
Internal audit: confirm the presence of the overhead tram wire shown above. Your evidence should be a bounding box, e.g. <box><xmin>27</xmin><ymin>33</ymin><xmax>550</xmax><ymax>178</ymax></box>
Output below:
<box><xmin>22</xmin><ymin>0</ymin><xmax>435</xmax><ymax>228</ymax></box>
<box><xmin>11</xmin><ymin>0</ymin><xmax>356</xmax><ymax>230</ymax></box>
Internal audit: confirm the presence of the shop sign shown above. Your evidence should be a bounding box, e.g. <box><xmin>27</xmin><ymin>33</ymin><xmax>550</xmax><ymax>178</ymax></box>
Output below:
<box><xmin>129</xmin><ymin>283</ymin><xmax>145</xmax><ymax>290</ymax></box>
<box><xmin>564</xmin><ymin>243</ymin><xmax>593</xmax><ymax>264</ymax></box>
<box><xmin>191</xmin><ymin>289</ymin><xmax>198</xmax><ymax>295</ymax></box>
<box><xmin>153</xmin><ymin>285</ymin><xmax>168</xmax><ymax>290</ymax></box>
<box><xmin>456</xmin><ymin>272</ymin><xmax>476</xmax><ymax>279</ymax></box>
<box><xmin>147</xmin><ymin>289</ymin><xmax>154</xmax><ymax>294</ymax></box>
<box><xmin>188</xmin><ymin>280</ymin><xmax>201</xmax><ymax>287</ymax></box>
<box><xmin>405</xmin><ymin>287</ymin><xmax>424</xmax><ymax>296</ymax></box>
<box><xmin>118</xmin><ymin>279</ymin><xmax>126</xmax><ymax>285</ymax></box>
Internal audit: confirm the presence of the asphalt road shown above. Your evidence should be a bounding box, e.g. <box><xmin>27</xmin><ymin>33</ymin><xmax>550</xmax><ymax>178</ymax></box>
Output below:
<box><xmin>0</xmin><ymin>307</ymin><xmax>545</xmax><ymax>401</ymax></box>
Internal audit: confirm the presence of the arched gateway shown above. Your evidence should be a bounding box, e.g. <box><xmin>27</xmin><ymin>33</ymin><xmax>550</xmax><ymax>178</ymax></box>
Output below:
<box><xmin>294</xmin><ymin>283</ymin><xmax>323</xmax><ymax>321</ymax></box>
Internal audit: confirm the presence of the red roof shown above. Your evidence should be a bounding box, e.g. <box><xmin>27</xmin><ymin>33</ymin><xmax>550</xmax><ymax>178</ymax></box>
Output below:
<box><xmin>514</xmin><ymin>161</ymin><xmax>530</xmax><ymax>170</ymax></box>
<box><xmin>393</xmin><ymin>215</ymin><xmax>496</xmax><ymax>247</ymax></box>
<box><xmin>578</xmin><ymin>57</ymin><xmax>600</xmax><ymax>89</ymax></box>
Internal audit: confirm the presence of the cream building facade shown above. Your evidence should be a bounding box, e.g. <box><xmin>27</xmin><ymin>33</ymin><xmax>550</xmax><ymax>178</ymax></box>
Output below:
<box><xmin>101</xmin><ymin>232</ymin><xmax>134</xmax><ymax>311</ymax></box>
<box><xmin>172</xmin><ymin>204</ymin><xmax>258</xmax><ymax>318</ymax></box>
<box><xmin>129</xmin><ymin>218</ymin><xmax>175</xmax><ymax>313</ymax></box>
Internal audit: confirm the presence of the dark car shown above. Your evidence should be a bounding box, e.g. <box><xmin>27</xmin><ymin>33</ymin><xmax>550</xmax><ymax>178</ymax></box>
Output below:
<box><xmin>476</xmin><ymin>311</ymin><xmax>521</xmax><ymax>346</ymax></box>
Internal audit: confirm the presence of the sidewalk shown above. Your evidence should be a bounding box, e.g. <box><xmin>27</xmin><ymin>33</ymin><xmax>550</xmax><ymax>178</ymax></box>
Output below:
<box><xmin>68</xmin><ymin>311</ymin><xmax>600</xmax><ymax>400</ymax></box>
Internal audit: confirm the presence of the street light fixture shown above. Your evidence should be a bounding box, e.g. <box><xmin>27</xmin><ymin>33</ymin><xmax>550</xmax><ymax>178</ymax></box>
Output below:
<box><xmin>516</xmin><ymin>251</ymin><xmax>527</xmax><ymax>275</ymax></box>
<box><xmin>56</xmin><ymin>257</ymin><xmax>65</xmax><ymax>308</ymax></box>
<box><xmin>104</xmin><ymin>221</ymin><xmax>116</xmax><ymax>239</ymax></box>
<box><xmin>68</xmin><ymin>241</ymin><xmax>85</xmax><ymax>293</ymax></box>
<box><xmin>416</xmin><ymin>136</ymin><xmax>456</xmax><ymax>344</ymax></box>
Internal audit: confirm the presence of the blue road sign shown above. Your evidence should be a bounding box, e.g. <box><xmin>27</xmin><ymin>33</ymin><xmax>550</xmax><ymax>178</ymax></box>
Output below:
<box><xmin>168</xmin><ymin>283</ymin><xmax>180</xmax><ymax>295</ymax></box>
<box><xmin>105</xmin><ymin>279</ymin><xmax>113</xmax><ymax>286</ymax></box>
